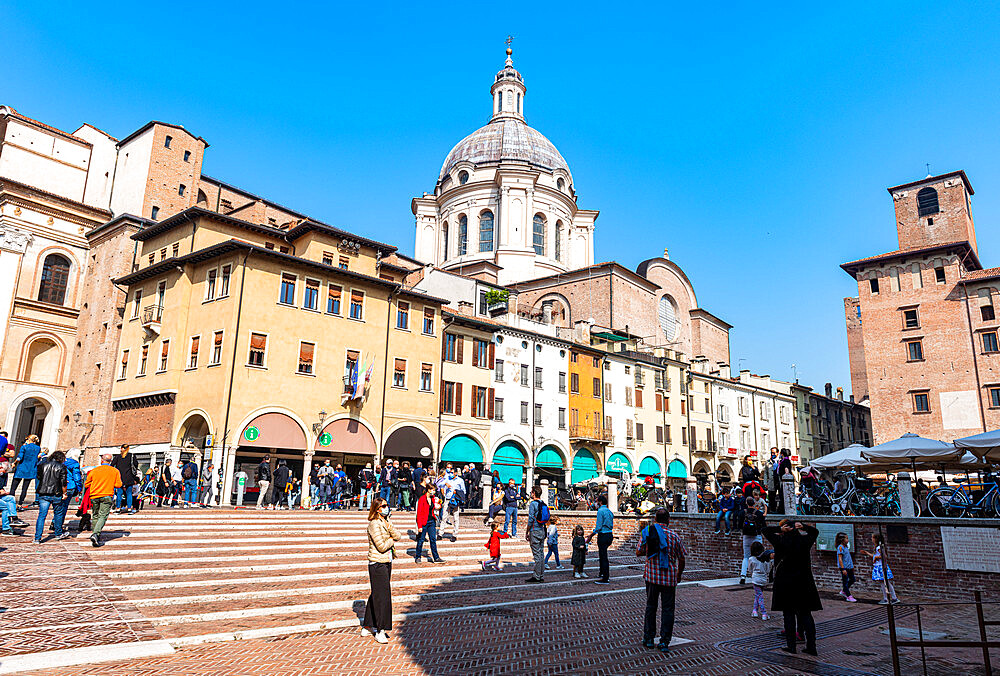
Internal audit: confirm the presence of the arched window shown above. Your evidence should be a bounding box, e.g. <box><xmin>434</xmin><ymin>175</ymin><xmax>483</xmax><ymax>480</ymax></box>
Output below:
<box><xmin>658</xmin><ymin>295</ymin><xmax>678</xmax><ymax>341</ymax></box>
<box><xmin>458</xmin><ymin>215</ymin><xmax>468</xmax><ymax>256</ymax></box>
<box><xmin>496</xmin><ymin>91</ymin><xmax>501</xmax><ymax>113</ymax></box>
<box><xmin>38</xmin><ymin>254</ymin><xmax>71</xmax><ymax>305</ymax></box>
<box><xmin>458</xmin><ymin>170</ymin><xmax>469</xmax><ymax>185</ymax></box>
<box><xmin>196</xmin><ymin>189</ymin><xmax>208</xmax><ymax>205</ymax></box>
<box><xmin>532</xmin><ymin>214</ymin><xmax>546</xmax><ymax>255</ymax></box>
<box><xmin>555</xmin><ymin>220</ymin><xmax>563</xmax><ymax>261</ymax></box>
<box><xmin>442</xmin><ymin>222</ymin><xmax>449</xmax><ymax>260</ymax></box>
<box><xmin>556</xmin><ymin>177</ymin><xmax>565</xmax><ymax>191</ymax></box>
<box><xmin>479</xmin><ymin>210</ymin><xmax>494</xmax><ymax>253</ymax></box>
<box><xmin>917</xmin><ymin>187</ymin><xmax>939</xmax><ymax>217</ymax></box>
<box><xmin>517</xmin><ymin>92</ymin><xmax>522</xmax><ymax>114</ymax></box>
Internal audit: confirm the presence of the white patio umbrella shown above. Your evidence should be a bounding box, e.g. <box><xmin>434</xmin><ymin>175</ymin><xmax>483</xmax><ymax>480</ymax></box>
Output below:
<box><xmin>862</xmin><ymin>432</ymin><xmax>962</xmax><ymax>472</ymax></box>
<box><xmin>809</xmin><ymin>444</ymin><xmax>871</xmax><ymax>470</ymax></box>
<box><xmin>953</xmin><ymin>428</ymin><xmax>1000</xmax><ymax>463</ymax></box>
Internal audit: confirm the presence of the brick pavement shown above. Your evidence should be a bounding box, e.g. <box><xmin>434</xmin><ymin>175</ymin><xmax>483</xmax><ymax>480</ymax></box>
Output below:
<box><xmin>2</xmin><ymin>507</ymin><xmax>996</xmax><ymax>675</ymax></box>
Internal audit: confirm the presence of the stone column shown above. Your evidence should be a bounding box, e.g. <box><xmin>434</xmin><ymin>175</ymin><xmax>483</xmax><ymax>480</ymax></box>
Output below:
<box><xmin>608</xmin><ymin>480</ymin><xmax>618</xmax><ymax>513</ymax></box>
<box><xmin>897</xmin><ymin>471</ymin><xmax>914</xmax><ymax>518</ymax></box>
<box><xmin>481</xmin><ymin>474</ymin><xmax>491</xmax><ymax>510</ymax></box>
<box><xmin>302</xmin><ymin>451</ymin><xmax>315</xmax><ymax>508</ymax></box>
<box><xmin>686</xmin><ymin>476</ymin><xmax>698</xmax><ymax>514</ymax></box>
<box><xmin>782</xmin><ymin>476</ymin><xmax>796</xmax><ymax>515</ymax></box>
<box><xmin>540</xmin><ymin>479</ymin><xmax>549</xmax><ymax>505</ymax></box>
<box><xmin>526</xmin><ymin>466</ymin><xmax>534</xmax><ymax>490</ymax></box>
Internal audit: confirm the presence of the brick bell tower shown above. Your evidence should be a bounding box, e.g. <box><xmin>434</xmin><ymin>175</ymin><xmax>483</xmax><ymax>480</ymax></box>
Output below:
<box><xmin>888</xmin><ymin>170</ymin><xmax>977</xmax><ymax>254</ymax></box>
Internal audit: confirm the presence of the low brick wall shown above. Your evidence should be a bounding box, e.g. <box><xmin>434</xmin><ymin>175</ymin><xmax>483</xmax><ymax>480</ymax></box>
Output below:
<box><xmin>469</xmin><ymin>509</ymin><xmax>1000</xmax><ymax>602</ymax></box>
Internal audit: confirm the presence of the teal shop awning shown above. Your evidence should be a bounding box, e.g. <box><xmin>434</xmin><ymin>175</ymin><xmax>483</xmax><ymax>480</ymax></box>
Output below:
<box><xmin>491</xmin><ymin>441</ymin><xmax>526</xmax><ymax>485</ymax></box>
<box><xmin>638</xmin><ymin>456</ymin><xmax>661</xmax><ymax>477</ymax></box>
<box><xmin>571</xmin><ymin>448</ymin><xmax>599</xmax><ymax>484</ymax></box>
<box><xmin>606</xmin><ymin>452</ymin><xmax>632</xmax><ymax>475</ymax></box>
<box><xmin>668</xmin><ymin>459</ymin><xmax>688</xmax><ymax>478</ymax></box>
<box><xmin>441</xmin><ymin>434</ymin><xmax>483</xmax><ymax>464</ymax></box>
<box><xmin>535</xmin><ymin>445</ymin><xmax>564</xmax><ymax>469</ymax></box>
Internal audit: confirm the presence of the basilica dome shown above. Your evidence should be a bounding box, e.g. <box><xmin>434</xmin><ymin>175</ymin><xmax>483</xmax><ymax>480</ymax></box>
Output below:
<box><xmin>438</xmin><ymin>117</ymin><xmax>571</xmax><ymax>183</ymax></box>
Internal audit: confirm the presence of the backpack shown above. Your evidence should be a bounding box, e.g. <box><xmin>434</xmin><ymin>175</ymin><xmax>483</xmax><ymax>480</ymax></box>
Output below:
<box><xmin>182</xmin><ymin>463</ymin><xmax>194</xmax><ymax>480</ymax></box>
<box><xmin>534</xmin><ymin>499</ymin><xmax>550</xmax><ymax>525</ymax></box>
<box><xmin>741</xmin><ymin>510</ymin><xmax>764</xmax><ymax>536</ymax></box>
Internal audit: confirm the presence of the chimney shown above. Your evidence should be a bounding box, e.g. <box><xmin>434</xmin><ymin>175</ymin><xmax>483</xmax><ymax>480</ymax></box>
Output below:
<box><xmin>718</xmin><ymin>363</ymin><xmax>731</xmax><ymax>379</ymax></box>
<box><xmin>542</xmin><ymin>300</ymin><xmax>554</xmax><ymax>325</ymax></box>
<box><xmin>836</xmin><ymin>387</ymin><xmax>844</xmax><ymax>401</ymax></box>
<box><xmin>824</xmin><ymin>382</ymin><xmax>833</xmax><ymax>398</ymax></box>
<box><xmin>457</xmin><ymin>300</ymin><xmax>473</xmax><ymax>316</ymax></box>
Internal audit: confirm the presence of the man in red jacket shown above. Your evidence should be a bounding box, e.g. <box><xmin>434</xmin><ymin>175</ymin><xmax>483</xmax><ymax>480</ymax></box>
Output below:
<box><xmin>414</xmin><ymin>476</ymin><xmax>443</xmax><ymax>564</ymax></box>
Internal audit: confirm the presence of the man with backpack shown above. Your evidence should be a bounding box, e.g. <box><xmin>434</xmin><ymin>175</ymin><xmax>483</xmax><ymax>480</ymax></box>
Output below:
<box><xmin>255</xmin><ymin>455</ymin><xmax>271</xmax><ymax>509</ymax></box>
<box><xmin>636</xmin><ymin>508</ymin><xmax>686</xmax><ymax>652</ymax></box>
<box><xmin>181</xmin><ymin>457</ymin><xmax>199</xmax><ymax>507</ymax></box>
<box><xmin>440</xmin><ymin>469</ymin><xmax>465</xmax><ymax>540</ymax></box>
<box><xmin>359</xmin><ymin>462</ymin><xmax>376</xmax><ymax>511</ymax></box>
<box><xmin>524</xmin><ymin>485</ymin><xmax>549</xmax><ymax>583</ymax></box>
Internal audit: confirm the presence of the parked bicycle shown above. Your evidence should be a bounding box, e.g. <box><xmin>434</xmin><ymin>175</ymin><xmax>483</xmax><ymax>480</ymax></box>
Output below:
<box><xmin>925</xmin><ymin>471</ymin><xmax>999</xmax><ymax>518</ymax></box>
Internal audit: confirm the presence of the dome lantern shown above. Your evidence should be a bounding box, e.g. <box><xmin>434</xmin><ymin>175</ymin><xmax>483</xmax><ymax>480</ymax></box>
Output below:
<box><xmin>491</xmin><ymin>47</ymin><xmax>526</xmax><ymax>121</ymax></box>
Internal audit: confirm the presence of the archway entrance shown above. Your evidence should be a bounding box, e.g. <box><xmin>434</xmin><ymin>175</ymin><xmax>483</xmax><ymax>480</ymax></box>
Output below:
<box><xmin>638</xmin><ymin>456</ymin><xmax>662</xmax><ymax>485</ymax></box>
<box><xmin>571</xmin><ymin>448</ymin><xmax>599</xmax><ymax>485</ymax></box>
<box><xmin>605</xmin><ymin>452</ymin><xmax>632</xmax><ymax>479</ymax></box>
<box><xmin>534</xmin><ymin>444</ymin><xmax>565</xmax><ymax>489</ymax></box>
<box><xmin>441</xmin><ymin>434</ymin><xmax>484</xmax><ymax>467</ymax></box>
<box><xmin>382</xmin><ymin>425</ymin><xmax>434</xmax><ymax>462</ymax></box>
<box><xmin>667</xmin><ymin>459</ymin><xmax>687</xmax><ymax>490</ymax></box>
<box><xmin>12</xmin><ymin>397</ymin><xmax>49</xmax><ymax>450</ymax></box>
<box><xmin>491</xmin><ymin>441</ymin><xmax>526</xmax><ymax>485</ymax></box>
<box><xmin>234</xmin><ymin>412</ymin><xmax>309</xmax><ymax>504</ymax></box>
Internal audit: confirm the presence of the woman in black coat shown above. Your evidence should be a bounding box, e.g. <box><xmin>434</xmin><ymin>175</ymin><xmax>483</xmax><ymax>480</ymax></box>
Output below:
<box><xmin>763</xmin><ymin>519</ymin><xmax>821</xmax><ymax>655</ymax></box>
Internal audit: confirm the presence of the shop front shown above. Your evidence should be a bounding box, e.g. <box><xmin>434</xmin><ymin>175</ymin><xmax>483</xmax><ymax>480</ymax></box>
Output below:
<box><xmin>491</xmin><ymin>440</ymin><xmax>526</xmax><ymax>485</ymax></box>
<box><xmin>605</xmin><ymin>451</ymin><xmax>633</xmax><ymax>479</ymax></box>
<box><xmin>638</xmin><ymin>456</ymin><xmax>663</xmax><ymax>485</ymax></box>
<box><xmin>440</xmin><ymin>434</ymin><xmax>484</xmax><ymax>468</ymax></box>
<box><xmin>382</xmin><ymin>425</ymin><xmax>434</xmax><ymax>462</ymax></box>
<box><xmin>667</xmin><ymin>458</ymin><xmax>688</xmax><ymax>490</ymax></box>
<box><xmin>314</xmin><ymin>417</ymin><xmax>378</xmax><ymax>484</ymax></box>
<box><xmin>534</xmin><ymin>445</ymin><xmax>566</xmax><ymax>489</ymax></box>
<box><xmin>232</xmin><ymin>411</ymin><xmax>309</xmax><ymax>505</ymax></box>
<box><xmin>571</xmin><ymin>448</ymin><xmax>600</xmax><ymax>485</ymax></box>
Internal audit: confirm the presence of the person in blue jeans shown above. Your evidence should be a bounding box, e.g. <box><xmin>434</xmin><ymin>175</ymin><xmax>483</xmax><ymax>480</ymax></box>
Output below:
<box><xmin>34</xmin><ymin>450</ymin><xmax>68</xmax><ymax>543</ymax></box>
<box><xmin>414</xmin><ymin>477</ymin><xmax>443</xmax><ymax>563</ymax></box>
<box><xmin>182</xmin><ymin>458</ymin><xmax>199</xmax><ymax>506</ymax></box>
<box><xmin>587</xmin><ymin>494</ymin><xmax>615</xmax><ymax>583</ymax></box>
<box><xmin>53</xmin><ymin>448</ymin><xmax>84</xmax><ymax>536</ymax></box>
<box><xmin>501</xmin><ymin>478</ymin><xmax>519</xmax><ymax>537</ymax></box>
<box><xmin>715</xmin><ymin>491</ymin><xmax>735</xmax><ymax>535</ymax></box>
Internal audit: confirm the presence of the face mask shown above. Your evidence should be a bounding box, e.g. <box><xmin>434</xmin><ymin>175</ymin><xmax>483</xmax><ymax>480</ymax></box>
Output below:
<box><xmin>380</xmin><ymin>506</ymin><xmax>390</xmax><ymax>516</ymax></box>
<box><xmin>447</xmin><ymin>472</ymin><xmax>453</xmax><ymax>479</ymax></box>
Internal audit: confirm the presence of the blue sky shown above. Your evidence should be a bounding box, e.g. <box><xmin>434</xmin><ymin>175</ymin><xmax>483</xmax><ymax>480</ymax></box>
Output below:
<box><xmin>6</xmin><ymin>3</ymin><xmax>1000</xmax><ymax>395</ymax></box>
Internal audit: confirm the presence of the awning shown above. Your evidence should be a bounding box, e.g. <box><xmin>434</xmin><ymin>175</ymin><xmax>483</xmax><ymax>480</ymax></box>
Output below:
<box><xmin>535</xmin><ymin>445</ymin><xmax>564</xmax><ymax>469</ymax></box>
<box><xmin>571</xmin><ymin>448</ymin><xmax>599</xmax><ymax>484</ymax></box>
<box><xmin>491</xmin><ymin>441</ymin><xmax>526</xmax><ymax>485</ymax></box>
<box><xmin>240</xmin><ymin>412</ymin><xmax>307</xmax><ymax>451</ymax></box>
<box><xmin>667</xmin><ymin>459</ymin><xmax>687</xmax><ymax>479</ymax></box>
<box><xmin>315</xmin><ymin>417</ymin><xmax>376</xmax><ymax>453</ymax></box>
<box><xmin>638</xmin><ymin>456</ymin><xmax>661</xmax><ymax>477</ymax></box>
<box><xmin>606</xmin><ymin>452</ymin><xmax>632</xmax><ymax>474</ymax></box>
<box><xmin>441</xmin><ymin>434</ymin><xmax>483</xmax><ymax>464</ymax></box>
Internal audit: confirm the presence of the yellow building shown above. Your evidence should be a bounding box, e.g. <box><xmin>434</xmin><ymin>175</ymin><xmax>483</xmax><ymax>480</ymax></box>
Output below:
<box><xmin>109</xmin><ymin>207</ymin><xmax>445</xmax><ymax>502</ymax></box>
<box><xmin>567</xmin><ymin>344</ymin><xmax>607</xmax><ymax>483</ymax></box>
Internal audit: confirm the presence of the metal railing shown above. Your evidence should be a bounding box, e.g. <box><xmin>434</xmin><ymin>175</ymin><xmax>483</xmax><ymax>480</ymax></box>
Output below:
<box><xmin>141</xmin><ymin>304</ymin><xmax>163</xmax><ymax>325</ymax></box>
<box><xmin>569</xmin><ymin>424</ymin><xmax>613</xmax><ymax>443</ymax></box>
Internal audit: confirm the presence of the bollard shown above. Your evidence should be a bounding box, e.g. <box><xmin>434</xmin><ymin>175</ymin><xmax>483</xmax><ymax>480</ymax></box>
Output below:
<box><xmin>782</xmin><ymin>476</ymin><xmax>796</xmax><ymax>515</ymax></box>
<box><xmin>686</xmin><ymin>477</ymin><xmax>698</xmax><ymax>514</ymax></box>
<box><xmin>481</xmin><ymin>474</ymin><xmax>492</xmax><ymax>510</ymax></box>
<box><xmin>897</xmin><ymin>471</ymin><xmax>915</xmax><ymax>518</ymax></box>
<box><xmin>608</xmin><ymin>481</ymin><xmax>618</xmax><ymax>513</ymax></box>
<box><xmin>540</xmin><ymin>479</ymin><xmax>550</xmax><ymax>506</ymax></box>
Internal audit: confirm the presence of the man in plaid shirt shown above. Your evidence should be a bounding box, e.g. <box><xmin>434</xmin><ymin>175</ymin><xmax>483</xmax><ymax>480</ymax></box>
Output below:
<box><xmin>636</xmin><ymin>508</ymin><xmax>686</xmax><ymax>651</ymax></box>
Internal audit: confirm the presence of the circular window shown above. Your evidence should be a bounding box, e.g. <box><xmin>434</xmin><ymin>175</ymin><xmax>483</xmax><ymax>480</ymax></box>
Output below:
<box><xmin>496</xmin><ymin>335</ymin><xmax>504</xmax><ymax>344</ymax></box>
<box><xmin>458</xmin><ymin>171</ymin><xmax>469</xmax><ymax>185</ymax></box>
<box><xmin>521</xmin><ymin>340</ymin><xmax>528</xmax><ymax>349</ymax></box>
<box><xmin>559</xmin><ymin>349</ymin><xmax>565</xmax><ymax>358</ymax></box>
<box><xmin>658</xmin><ymin>295</ymin><xmax>678</xmax><ymax>341</ymax></box>
<box><xmin>535</xmin><ymin>344</ymin><xmax>542</xmax><ymax>353</ymax></box>
<box><xmin>557</xmin><ymin>178</ymin><xmax>565</xmax><ymax>191</ymax></box>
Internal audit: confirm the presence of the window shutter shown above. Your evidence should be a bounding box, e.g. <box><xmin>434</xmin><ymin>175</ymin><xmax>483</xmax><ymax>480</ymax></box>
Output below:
<box><xmin>472</xmin><ymin>339</ymin><xmax>480</xmax><ymax>366</ymax></box>
<box><xmin>635</xmin><ymin>389</ymin><xmax>643</xmax><ymax>408</ymax></box>
<box><xmin>300</xmin><ymin>343</ymin><xmax>314</xmax><ymax>363</ymax></box>
<box><xmin>214</xmin><ymin>332</ymin><xmax>223</xmax><ymax>346</ymax></box>
<box><xmin>441</xmin><ymin>335</ymin><xmax>448</xmax><ymax>360</ymax></box>
<box><xmin>457</xmin><ymin>336</ymin><xmax>464</xmax><ymax>364</ymax></box>
<box><xmin>161</xmin><ymin>342</ymin><xmax>169</xmax><ymax>357</ymax></box>
<box><xmin>455</xmin><ymin>382</ymin><xmax>463</xmax><ymax>415</ymax></box>
<box><xmin>329</xmin><ymin>285</ymin><xmax>341</xmax><ymax>299</ymax></box>
<box><xmin>488</xmin><ymin>342</ymin><xmax>495</xmax><ymax>368</ymax></box>
<box><xmin>488</xmin><ymin>387</ymin><xmax>495</xmax><ymax>419</ymax></box>
<box><xmin>251</xmin><ymin>334</ymin><xmax>267</xmax><ymax>350</ymax></box>
<box><xmin>190</xmin><ymin>336</ymin><xmax>200</xmax><ymax>354</ymax></box>
<box><xmin>346</xmin><ymin>349</ymin><xmax>360</xmax><ymax>361</ymax></box>
<box><xmin>394</xmin><ymin>358</ymin><xmax>406</xmax><ymax>371</ymax></box>
<box><xmin>440</xmin><ymin>381</ymin><xmax>446</xmax><ymax>413</ymax></box>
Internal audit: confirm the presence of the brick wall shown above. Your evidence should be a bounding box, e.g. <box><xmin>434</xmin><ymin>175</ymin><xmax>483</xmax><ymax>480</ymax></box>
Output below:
<box><xmin>892</xmin><ymin>175</ymin><xmax>976</xmax><ymax>253</ymax></box>
<box><xmin>482</xmin><ymin>510</ymin><xmax>999</xmax><ymax>601</ymax></box>
<box><xmin>844</xmin><ymin>297</ymin><xmax>868</xmax><ymax>401</ymax></box>
<box><xmin>107</xmin><ymin>398</ymin><xmax>174</xmax><ymax>447</ymax></box>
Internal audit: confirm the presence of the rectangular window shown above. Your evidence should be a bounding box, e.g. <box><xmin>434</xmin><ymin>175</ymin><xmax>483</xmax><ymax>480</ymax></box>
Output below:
<box><xmin>138</xmin><ymin>345</ymin><xmax>148</xmax><ymax>376</ymax></box>
<box><xmin>444</xmin><ymin>334</ymin><xmax>457</xmax><ymax>362</ymax></box>
<box><xmin>593</xmin><ymin>357</ymin><xmax>599</xmax><ymax>368</ymax></box>
<box><xmin>178</xmin><ymin>184</ymin><xmax>186</xmax><ymax>196</ymax></box>
<box><xmin>983</xmin><ymin>305</ymin><xmax>996</xmax><ymax>322</ymax></box>
<box><xmin>534</xmin><ymin>366</ymin><xmax>543</xmax><ymax>389</ymax></box>
<box><xmin>304</xmin><ymin>279</ymin><xmax>319</xmax><ymax>310</ymax></box>
<box><xmin>665</xmin><ymin>425</ymin><xmax>672</xmax><ymax>444</ymax></box>
<box><xmin>220</xmin><ymin>265</ymin><xmax>231</xmax><ymax>296</ymax></box>
<box><xmin>322</xmin><ymin>251</ymin><xmax>333</xmax><ymax>266</ymax></box>
<box><xmin>570</xmin><ymin>352</ymin><xmax>578</xmax><ymax>363</ymax></box>
<box><xmin>656</xmin><ymin>426</ymin><xmax>663</xmax><ymax>443</ymax></box>
<box><xmin>280</xmin><ymin>273</ymin><xmax>296</xmax><ymax>305</ymax></box>
<box><xmin>150</xmin><ymin>206</ymin><xmax>160</xmax><ymax>220</ymax></box>
<box><xmin>299</xmin><ymin>342</ymin><xmax>315</xmax><ymax>375</ymax></box>
<box><xmin>605</xmin><ymin>415</ymin><xmax>613</xmax><ymax>437</ymax></box>
<box><xmin>570</xmin><ymin>372</ymin><xmax>579</xmax><ymax>393</ymax></box>
<box><xmin>604</xmin><ymin>382</ymin><xmax>612</xmax><ymax>402</ymax></box>
<box><xmin>148</xmin><ymin>253</ymin><xmax>155</xmax><ymax>266</ymax></box>
<box><xmin>889</xmin><ymin>268</ymin><xmax>900</xmax><ymax>292</ymax></box>
<box><xmin>558</xmin><ymin>407</ymin><xmax>566</xmax><ymax>430</ymax></box>
<box><xmin>265</xmin><ymin>242</ymin><xmax>274</xmax><ymax>249</ymax></box>
<box><xmin>635</xmin><ymin>388</ymin><xmax>643</xmax><ymax>408</ymax></box>
<box><xmin>625</xmin><ymin>387</ymin><xmax>633</xmax><ymax>406</ymax></box>
<box><xmin>495</xmin><ymin>358</ymin><xmax>504</xmax><ymax>382</ymax></box>
<box><xmin>989</xmin><ymin>387</ymin><xmax>1000</xmax><ymax>409</ymax></box>
<box><xmin>160</xmin><ymin>248</ymin><xmax>167</xmax><ymax>260</ymax></box>
<box><xmin>206</xmin><ymin>269</ymin><xmax>217</xmax><ymax>300</ymax></box>
<box><xmin>494</xmin><ymin>397</ymin><xmax>505</xmax><ymax>421</ymax></box>
<box><xmin>521</xmin><ymin>364</ymin><xmax>529</xmax><ymax>387</ymax></box>
<box><xmin>902</xmin><ymin>308</ymin><xmax>919</xmax><ymax>329</ymax></box>
<box><xmin>474</xmin><ymin>338</ymin><xmax>491</xmax><ymax>368</ymax></box>
<box><xmin>870</xmin><ymin>278</ymin><xmax>879</xmax><ymax>294</ymax></box>
<box><xmin>912</xmin><ymin>391</ymin><xmax>930</xmax><ymax>413</ymax></box>
<box><xmin>571</xmin><ymin>408</ymin><xmax>579</xmax><ymax>427</ymax></box>
<box><xmin>423</xmin><ymin>308</ymin><xmax>435</xmax><ymax>335</ymax></box>
<box><xmin>172</xmin><ymin>243</ymin><xmax>179</xmax><ymax>257</ymax></box>
<box><xmin>520</xmin><ymin>401</ymin><xmax>529</xmax><ymax>424</ymax></box>
<box><xmin>339</xmin><ymin>256</ymin><xmax>350</xmax><ymax>270</ymax></box>
<box><xmin>327</xmin><ymin>284</ymin><xmax>342</xmax><ymax>315</ymax></box>
<box><xmin>248</xmin><ymin>333</ymin><xmax>267</xmax><ymax>367</ymax></box>
<box><xmin>164</xmin><ymin>135</ymin><xmax>172</xmax><ymax>148</ymax></box>
<box><xmin>636</xmin><ymin>423</ymin><xmax>644</xmax><ymax>442</ymax></box>
<box><xmin>392</xmin><ymin>358</ymin><xmax>406</xmax><ymax>387</ymax></box>
<box><xmin>760</xmin><ymin>402</ymin><xmax>768</xmax><ymax>420</ymax></box>
<box><xmin>906</xmin><ymin>340</ymin><xmax>924</xmax><ymax>361</ymax></box>
<box><xmin>132</xmin><ymin>289</ymin><xmax>142</xmax><ymax>319</ymax></box>
<box><xmin>559</xmin><ymin>371</ymin><xmax>567</xmax><ymax>393</ymax></box>
<box><xmin>983</xmin><ymin>331</ymin><xmax>999</xmax><ymax>353</ymax></box>
<box><xmin>626</xmin><ymin>419</ymin><xmax>634</xmax><ymax>440</ymax></box>
<box><xmin>534</xmin><ymin>403</ymin><xmax>543</xmax><ymax>425</ymax></box>
<box><xmin>349</xmin><ymin>290</ymin><xmax>364</xmax><ymax>320</ymax></box>
<box><xmin>655</xmin><ymin>392</ymin><xmax>663</xmax><ymax>411</ymax></box>
<box><xmin>188</xmin><ymin>336</ymin><xmax>200</xmax><ymax>369</ymax></box>
<box><xmin>183</xmin><ymin>150</ymin><xmax>190</xmax><ymax>162</ymax></box>
<box><xmin>420</xmin><ymin>363</ymin><xmax>432</xmax><ymax>392</ymax></box>
<box><xmin>593</xmin><ymin>377</ymin><xmax>601</xmax><ymax>398</ymax></box>
<box><xmin>473</xmin><ymin>386</ymin><xmax>488</xmax><ymax>418</ymax></box>
<box><xmin>935</xmin><ymin>266</ymin><xmax>946</xmax><ymax>284</ymax></box>
<box><xmin>478</xmin><ymin>289</ymin><xmax>488</xmax><ymax>316</ymax></box>
<box><xmin>279</xmin><ymin>246</ymin><xmax>289</xmax><ymax>254</ymax></box>
<box><xmin>680</xmin><ymin>398</ymin><xmax>685</xmax><ymax>415</ymax></box>
<box><xmin>396</xmin><ymin>301</ymin><xmax>410</xmax><ymax>329</ymax></box>
<box><xmin>441</xmin><ymin>381</ymin><xmax>457</xmax><ymax>414</ymax></box>
<box><xmin>211</xmin><ymin>331</ymin><xmax>223</xmax><ymax>365</ymax></box>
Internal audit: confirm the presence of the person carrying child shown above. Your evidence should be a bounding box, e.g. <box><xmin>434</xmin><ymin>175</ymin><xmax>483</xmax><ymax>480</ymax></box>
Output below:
<box><xmin>572</xmin><ymin>525</ymin><xmax>588</xmax><ymax>578</ymax></box>
<box><xmin>860</xmin><ymin>533</ymin><xmax>899</xmax><ymax>605</ymax></box>
<box><xmin>747</xmin><ymin>541</ymin><xmax>772</xmax><ymax>620</ymax></box>
<box><xmin>835</xmin><ymin>532</ymin><xmax>857</xmax><ymax>602</ymax></box>
<box><xmin>482</xmin><ymin>520</ymin><xmax>510</xmax><ymax>571</ymax></box>
<box><xmin>544</xmin><ymin>515</ymin><xmax>563</xmax><ymax>569</ymax></box>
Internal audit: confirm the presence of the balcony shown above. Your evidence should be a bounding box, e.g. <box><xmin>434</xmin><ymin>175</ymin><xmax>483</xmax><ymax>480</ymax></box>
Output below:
<box><xmin>141</xmin><ymin>305</ymin><xmax>163</xmax><ymax>335</ymax></box>
<box><xmin>569</xmin><ymin>424</ymin><xmax>613</xmax><ymax>444</ymax></box>
<box><xmin>634</xmin><ymin>371</ymin><xmax>646</xmax><ymax>387</ymax></box>
<box><xmin>626</xmin><ymin>437</ymin><xmax>635</xmax><ymax>449</ymax></box>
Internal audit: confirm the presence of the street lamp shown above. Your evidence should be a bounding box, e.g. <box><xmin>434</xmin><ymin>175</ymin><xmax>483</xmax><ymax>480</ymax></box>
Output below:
<box><xmin>312</xmin><ymin>410</ymin><xmax>327</xmax><ymax>434</ymax></box>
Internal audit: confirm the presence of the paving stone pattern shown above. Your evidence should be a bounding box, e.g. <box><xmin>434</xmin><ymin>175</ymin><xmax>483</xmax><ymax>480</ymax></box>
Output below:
<box><xmin>2</xmin><ymin>507</ymin><xmax>996</xmax><ymax>675</ymax></box>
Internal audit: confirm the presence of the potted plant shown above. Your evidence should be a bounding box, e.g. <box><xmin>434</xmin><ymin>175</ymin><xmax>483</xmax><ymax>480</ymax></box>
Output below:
<box><xmin>485</xmin><ymin>289</ymin><xmax>509</xmax><ymax>315</ymax></box>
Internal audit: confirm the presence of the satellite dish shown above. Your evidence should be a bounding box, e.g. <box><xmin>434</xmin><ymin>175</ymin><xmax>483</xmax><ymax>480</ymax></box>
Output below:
<box><xmin>419</xmin><ymin>447</ymin><xmax>431</xmax><ymax>457</ymax></box>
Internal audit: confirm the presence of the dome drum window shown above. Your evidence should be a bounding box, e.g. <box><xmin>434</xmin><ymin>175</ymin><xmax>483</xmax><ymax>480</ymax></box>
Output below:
<box><xmin>532</xmin><ymin>214</ymin><xmax>546</xmax><ymax>256</ymax></box>
<box><xmin>38</xmin><ymin>253</ymin><xmax>71</xmax><ymax>305</ymax></box>
<box><xmin>458</xmin><ymin>170</ymin><xmax>469</xmax><ymax>185</ymax></box>
<box><xmin>458</xmin><ymin>214</ymin><xmax>468</xmax><ymax>256</ymax></box>
<box><xmin>478</xmin><ymin>210</ymin><xmax>494</xmax><ymax>253</ymax></box>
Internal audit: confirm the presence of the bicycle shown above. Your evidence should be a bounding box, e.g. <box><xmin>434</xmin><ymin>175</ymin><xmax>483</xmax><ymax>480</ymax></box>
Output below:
<box><xmin>926</xmin><ymin>471</ymin><xmax>999</xmax><ymax>518</ymax></box>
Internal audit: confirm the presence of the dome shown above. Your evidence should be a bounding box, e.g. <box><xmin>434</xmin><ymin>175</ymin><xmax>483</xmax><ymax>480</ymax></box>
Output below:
<box><xmin>438</xmin><ymin>117</ymin><xmax>571</xmax><ymax>183</ymax></box>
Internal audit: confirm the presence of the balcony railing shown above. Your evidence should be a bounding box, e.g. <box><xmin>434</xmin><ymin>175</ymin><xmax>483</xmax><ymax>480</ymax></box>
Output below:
<box><xmin>634</xmin><ymin>371</ymin><xmax>646</xmax><ymax>387</ymax></box>
<box><xmin>569</xmin><ymin>424</ymin><xmax>613</xmax><ymax>443</ymax></box>
<box><xmin>626</xmin><ymin>437</ymin><xmax>635</xmax><ymax>449</ymax></box>
<box><xmin>141</xmin><ymin>305</ymin><xmax>163</xmax><ymax>334</ymax></box>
